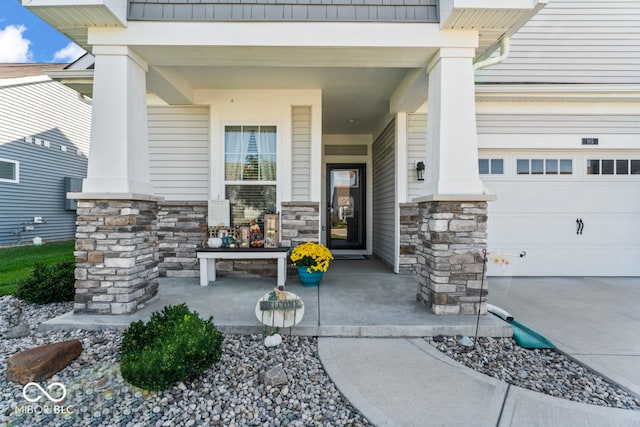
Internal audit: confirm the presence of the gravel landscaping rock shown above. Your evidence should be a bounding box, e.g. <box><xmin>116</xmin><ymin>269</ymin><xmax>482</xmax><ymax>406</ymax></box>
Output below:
<box><xmin>429</xmin><ymin>336</ymin><xmax>640</xmax><ymax>411</ymax></box>
<box><xmin>4</xmin><ymin>294</ymin><xmax>639</xmax><ymax>427</ymax></box>
<box><xmin>1</xmin><ymin>296</ymin><xmax>370</xmax><ymax>427</ymax></box>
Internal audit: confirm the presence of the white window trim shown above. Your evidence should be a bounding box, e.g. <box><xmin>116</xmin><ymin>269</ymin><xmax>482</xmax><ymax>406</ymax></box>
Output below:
<box><xmin>221</xmin><ymin>122</ymin><xmax>281</xmax><ymax>211</ymax></box>
<box><xmin>0</xmin><ymin>158</ymin><xmax>19</xmax><ymax>183</ymax></box>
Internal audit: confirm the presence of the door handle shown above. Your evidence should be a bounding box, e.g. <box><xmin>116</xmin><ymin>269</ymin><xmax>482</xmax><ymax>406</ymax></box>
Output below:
<box><xmin>576</xmin><ymin>218</ymin><xmax>584</xmax><ymax>235</ymax></box>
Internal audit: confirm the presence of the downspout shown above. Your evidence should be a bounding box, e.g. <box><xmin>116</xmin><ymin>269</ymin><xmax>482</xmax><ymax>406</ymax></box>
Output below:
<box><xmin>474</xmin><ymin>37</ymin><xmax>510</xmax><ymax>197</ymax></box>
<box><xmin>77</xmin><ymin>92</ymin><xmax>92</xmax><ymax>106</ymax></box>
<box><xmin>473</xmin><ymin>37</ymin><xmax>511</xmax><ymax>71</ymax></box>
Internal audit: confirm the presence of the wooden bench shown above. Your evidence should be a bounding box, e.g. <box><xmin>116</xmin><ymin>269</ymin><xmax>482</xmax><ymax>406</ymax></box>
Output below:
<box><xmin>196</xmin><ymin>247</ymin><xmax>290</xmax><ymax>287</ymax></box>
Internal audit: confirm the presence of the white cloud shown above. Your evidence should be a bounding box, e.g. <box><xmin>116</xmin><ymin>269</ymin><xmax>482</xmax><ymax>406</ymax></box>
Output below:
<box><xmin>0</xmin><ymin>25</ymin><xmax>33</xmax><ymax>63</ymax></box>
<box><xmin>53</xmin><ymin>42</ymin><xmax>85</xmax><ymax>63</ymax></box>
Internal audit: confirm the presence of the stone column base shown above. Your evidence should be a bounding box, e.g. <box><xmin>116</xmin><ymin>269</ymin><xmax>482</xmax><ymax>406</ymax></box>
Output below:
<box><xmin>74</xmin><ymin>198</ymin><xmax>159</xmax><ymax>314</ymax></box>
<box><xmin>399</xmin><ymin>203</ymin><xmax>420</xmax><ymax>275</ymax></box>
<box><xmin>416</xmin><ymin>199</ymin><xmax>490</xmax><ymax>315</ymax></box>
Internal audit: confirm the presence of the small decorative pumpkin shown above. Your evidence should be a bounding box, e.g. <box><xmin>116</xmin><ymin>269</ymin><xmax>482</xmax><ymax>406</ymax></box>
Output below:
<box><xmin>208</xmin><ymin>237</ymin><xmax>222</xmax><ymax>248</ymax></box>
<box><xmin>264</xmin><ymin>333</ymin><xmax>282</xmax><ymax>348</ymax></box>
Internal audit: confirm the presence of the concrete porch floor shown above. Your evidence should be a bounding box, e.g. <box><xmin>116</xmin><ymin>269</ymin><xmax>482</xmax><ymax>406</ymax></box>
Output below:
<box><xmin>41</xmin><ymin>258</ymin><xmax>510</xmax><ymax>337</ymax></box>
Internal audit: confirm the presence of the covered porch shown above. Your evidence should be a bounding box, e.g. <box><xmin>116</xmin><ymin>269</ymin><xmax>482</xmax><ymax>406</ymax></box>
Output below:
<box><xmin>29</xmin><ymin>0</ymin><xmax>549</xmax><ymax>317</ymax></box>
<box><xmin>42</xmin><ymin>258</ymin><xmax>510</xmax><ymax>337</ymax></box>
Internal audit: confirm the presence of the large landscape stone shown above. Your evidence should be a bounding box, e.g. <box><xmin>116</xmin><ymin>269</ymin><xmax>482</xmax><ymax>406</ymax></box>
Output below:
<box><xmin>4</xmin><ymin>321</ymin><xmax>30</xmax><ymax>339</ymax></box>
<box><xmin>260</xmin><ymin>363</ymin><xmax>288</xmax><ymax>387</ymax></box>
<box><xmin>6</xmin><ymin>339</ymin><xmax>83</xmax><ymax>384</ymax></box>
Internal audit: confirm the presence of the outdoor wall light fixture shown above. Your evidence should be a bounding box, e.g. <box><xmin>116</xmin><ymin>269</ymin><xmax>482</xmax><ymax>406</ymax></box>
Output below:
<box><xmin>416</xmin><ymin>161</ymin><xmax>425</xmax><ymax>181</ymax></box>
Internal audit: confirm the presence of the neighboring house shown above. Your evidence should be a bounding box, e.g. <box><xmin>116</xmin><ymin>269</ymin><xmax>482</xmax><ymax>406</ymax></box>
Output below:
<box><xmin>0</xmin><ymin>64</ymin><xmax>91</xmax><ymax>246</ymax></box>
<box><xmin>23</xmin><ymin>0</ymin><xmax>640</xmax><ymax>316</ymax></box>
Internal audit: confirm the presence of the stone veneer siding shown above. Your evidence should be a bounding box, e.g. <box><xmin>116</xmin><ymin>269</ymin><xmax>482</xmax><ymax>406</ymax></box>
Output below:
<box><xmin>280</xmin><ymin>202</ymin><xmax>320</xmax><ymax>247</ymax></box>
<box><xmin>157</xmin><ymin>201</ymin><xmax>207</xmax><ymax>278</ymax></box>
<box><xmin>74</xmin><ymin>199</ymin><xmax>159</xmax><ymax>315</ymax></box>
<box><xmin>399</xmin><ymin>202</ymin><xmax>420</xmax><ymax>275</ymax></box>
<box><xmin>416</xmin><ymin>201</ymin><xmax>489</xmax><ymax>315</ymax></box>
<box><xmin>281</xmin><ymin>201</ymin><xmax>320</xmax><ymax>275</ymax></box>
<box><xmin>157</xmin><ymin>201</ymin><xmax>322</xmax><ymax>279</ymax></box>
<box><xmin>157</xmin><ymin>201</ymin><xmax>279</xmax><ymax>279</ymax></box>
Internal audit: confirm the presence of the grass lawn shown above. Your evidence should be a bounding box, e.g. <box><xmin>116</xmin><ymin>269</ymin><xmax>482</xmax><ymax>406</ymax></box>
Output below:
<box><xmin>0</xmin><ymin>240</ymin><xmax>75</xmax><ymax>296</ymax></box>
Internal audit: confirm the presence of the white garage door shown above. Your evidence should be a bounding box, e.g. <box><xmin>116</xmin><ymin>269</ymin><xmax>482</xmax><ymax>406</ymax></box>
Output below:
<box><xmin>482</xmin><ymin>152</ymin><xmax>640</xmax><ymax>276</ymax></box>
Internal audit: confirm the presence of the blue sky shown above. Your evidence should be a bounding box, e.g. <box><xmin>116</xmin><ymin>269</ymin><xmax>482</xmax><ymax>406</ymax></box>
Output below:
<box><xmin>0</xmin><ymin>0</ymin><xmax>85</xmax><ymax>63</ymax></box>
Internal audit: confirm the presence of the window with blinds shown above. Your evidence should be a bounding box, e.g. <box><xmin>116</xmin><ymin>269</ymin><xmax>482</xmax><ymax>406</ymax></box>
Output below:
<box><xmin>224</xmin><ymin>126</ymin><xmax>277</xmax><ymax>227</ymax></box>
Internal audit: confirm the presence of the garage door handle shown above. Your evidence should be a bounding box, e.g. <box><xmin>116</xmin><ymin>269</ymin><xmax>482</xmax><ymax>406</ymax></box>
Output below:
<box><xmin>576</xmin><ymin>218</ymin><xmax>584</xmax><ymax>235</ymax></box>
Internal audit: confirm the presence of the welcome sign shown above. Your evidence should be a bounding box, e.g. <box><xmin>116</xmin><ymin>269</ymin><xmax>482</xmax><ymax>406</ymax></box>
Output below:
<box><xmin>255</xmin><ymin>291</ymin><xmax>304</xmax><ymax>328</ymax></box>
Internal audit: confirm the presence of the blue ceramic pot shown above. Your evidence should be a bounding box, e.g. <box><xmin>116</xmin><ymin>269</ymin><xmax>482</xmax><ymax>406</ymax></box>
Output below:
<box><xmin>297</xmin><ymin>266</ymin><xmax>324</xmax><ymax>287</ymax></box>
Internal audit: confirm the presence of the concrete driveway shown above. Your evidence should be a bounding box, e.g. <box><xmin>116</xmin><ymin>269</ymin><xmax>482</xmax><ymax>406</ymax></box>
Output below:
<box><xmin>489</xmin><ymin>277</ymin><xmax>640</xmax><ymax>397</ymax></box>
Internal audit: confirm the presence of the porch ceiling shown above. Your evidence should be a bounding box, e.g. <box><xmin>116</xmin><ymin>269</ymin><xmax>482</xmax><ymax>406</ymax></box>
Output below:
<box><xmin>176</xmin><ymin>66</ymin><xmax>411</xmax><ymax>135</ymax></box>
<box><xmin>137</xmin><ymin>44</ymin><xmax>435</xmax><ymax>134</ymax></box>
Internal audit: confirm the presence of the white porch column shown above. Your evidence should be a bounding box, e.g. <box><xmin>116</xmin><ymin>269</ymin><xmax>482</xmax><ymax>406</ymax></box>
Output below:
<box><xmin>415</xmin><ymin>47</ymin><xmax>494</xmax><ymax>315</ymax></box>
<box><xmin>423</xmin><ymin>48</ymin><xmax>483</xmax><ymax>196</ymax></box>
<box><xmin>83</xmin><ymin>46</ymin><xmax>154</xmax><ymax>196</ymax></box>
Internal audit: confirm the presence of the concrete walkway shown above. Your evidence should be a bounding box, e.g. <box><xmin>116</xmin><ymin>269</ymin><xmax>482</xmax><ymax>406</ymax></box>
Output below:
<box><xmin>319</xmin><ymin>337</ymin><xmax>640</xmax><ymax>427</ymax></box>
<box><xmin>318</xmin><ymin>276</ymin><xmax>640</xmax><ymax>426</ymax></box>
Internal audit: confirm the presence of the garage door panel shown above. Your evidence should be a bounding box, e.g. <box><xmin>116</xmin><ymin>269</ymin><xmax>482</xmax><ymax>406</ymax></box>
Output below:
<box><xmin>488</xmin><ymin>182</ymin><xmax>640</xmax><ymax>214</ymax></box>
<box><xmin>482</xmin><ymin>151</ymin><xmax>640</xmax><ymax>277</ymax></box>
<box><xmin>581</xmin><ymin>215</ymin><xmax>640</xmax><ymax>243</ymax></box>
<box><xmin>490</xmin><ymin>214</ymin><xmax>640</xmax><ymax>246</ymax></box>
<box><xmin>489</xmin><ymin>183</ymin><xmax>581</xmax><ymax>213</ymax></box>
<box><xmin>488</xmin><ymin>212</ymin><xmax>640</xmax><ymax>276</ymax></box>
<box><xmin>487</xmin><ymin>245</ymin><xmax>639</xmax><ymax>276</ymax></box>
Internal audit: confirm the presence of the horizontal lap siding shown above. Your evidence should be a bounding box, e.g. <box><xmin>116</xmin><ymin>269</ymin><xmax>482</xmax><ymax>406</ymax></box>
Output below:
<box><xmin>292</xmin><ymin>106</ymin><xmax>312</xmax><ymax>201</ymax></box>
<box><xmin>476</xmin><ymin>0</ymin><xmax>640</xmax><ymax>84</ymax></box>
<box><xmin>372</xmin><ymin>119</ymin><xmax>396</xmax><ymax>268</ymax></box>
<box><xmin>128</xmin><ymin>0</ymin><xmax>438</xmax><ymax>22</ymax></box>
<box><xmin>477</xmin><ymin>114</ymin><xmax>640</xmax><ymax>134</ymax></box>
<box><xmin>148</xmin><ymin>106</ymin><xmax>210</xmax><ymax>201</ymax></box>
<box><xmin>0</xmin><ymin>79</ymin><xmax>90</xmax><ymax>245</ymax></box>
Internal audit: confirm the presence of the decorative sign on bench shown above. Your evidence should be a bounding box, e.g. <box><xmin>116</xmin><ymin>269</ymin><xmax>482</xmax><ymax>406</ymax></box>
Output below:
<box><xmin>264</xmin><ymin>214</ymin><xmax>279</xmax><ymax>248</ymax></box>
<box><xmin>208</xmin><ymin>200</ymin><xmax>230</xmax><ymax>227</ymax></box>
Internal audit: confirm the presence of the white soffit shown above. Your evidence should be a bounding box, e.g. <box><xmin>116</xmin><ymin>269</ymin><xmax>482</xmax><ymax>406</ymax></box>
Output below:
<box><xmin>46</xmin><ymin>69</ymin><xmax>95</xmax><ymax>98</ymax></box>
<box><xmin>23</xmin><ymin>0</ymin><xmax>126</xmax><ymax>49</ymax></box>
<box><xmin>440</xmin><ymin>0</ymin><xmax>548</xmax><ymax>58</ymax></box>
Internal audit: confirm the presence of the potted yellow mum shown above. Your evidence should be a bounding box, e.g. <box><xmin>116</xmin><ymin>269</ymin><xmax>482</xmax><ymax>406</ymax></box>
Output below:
<box><xmin>290</xmin><ymin>242</ymin><xmax>334</xmax><ymax>286</ymax></box>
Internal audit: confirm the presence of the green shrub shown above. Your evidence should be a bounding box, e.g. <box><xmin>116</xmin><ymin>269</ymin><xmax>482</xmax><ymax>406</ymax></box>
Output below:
<box><xmin>120</xmin><ymin>304</ymin><xmax>224</xmax><ymax>391</ymax></box>
<box><xmin>14</xmin><ymin>261</ymin><xmax>75</xmax><ymax>304</ymax></box>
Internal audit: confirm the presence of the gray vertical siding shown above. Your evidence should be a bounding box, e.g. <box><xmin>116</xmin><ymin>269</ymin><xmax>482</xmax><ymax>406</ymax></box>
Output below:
<box><xmin>372</xmin><ymin>118</ymin><xmax>396</xmax><ymax>268</ymax></box>
<box><xmin>0</xmin><ymin>78</ymin><xmax>91</xmax><ymax>245</ymax></box>
<box><xmin>128</xmin><ymin>0</ymin><xmax>439</xmax><ymax>22</ymax></box>
<box><xmin>291</xmin><ymin>105</ymin><xmax>312</xmax><ymax>201</ymax></box>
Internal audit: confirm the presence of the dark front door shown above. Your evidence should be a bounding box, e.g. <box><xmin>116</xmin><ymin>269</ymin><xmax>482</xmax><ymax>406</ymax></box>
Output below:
<box><xmin>326</xmin><ymin>164</ymin><xmax>366</xmax><ymax>250</ymax></box>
